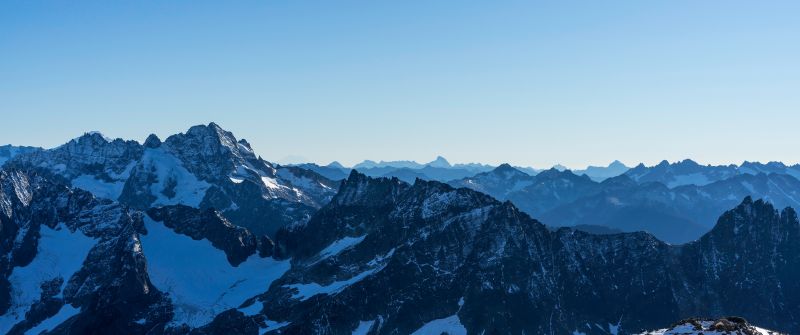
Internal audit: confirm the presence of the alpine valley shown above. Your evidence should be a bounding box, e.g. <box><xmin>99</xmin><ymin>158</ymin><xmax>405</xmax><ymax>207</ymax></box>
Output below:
<box><xmin>0</xmin><ymin>123</ymin><xmax>797</xmax><ymax>335</ymax></box>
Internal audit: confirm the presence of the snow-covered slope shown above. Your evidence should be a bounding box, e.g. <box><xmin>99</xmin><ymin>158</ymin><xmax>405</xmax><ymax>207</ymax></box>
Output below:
<box><xmin>140</xmin><ymin>215</ymin><xmax>289</xmax><ymax>328</ymax></box>
<box><xmin>625</xmin><ymin>159</ymin><xmax>800</xmax><ymax>188</ymax></box>
<box><xmin>247</xmin><ymin>173</ymin><xmax>800</xmax><ymax>334</ymax></box>
<box><xmin>3</xmin><ymin>168</ymin><xmax>800</xmax><ymax>334</ymax></box>
<box><xmin>5</xmin><ymin>123</ymin><xmax>338</xmax><ymax>237</ymax></box>
<box><xmin>0</xmin><ymin>168</ymin><xmax>293</xmax><ymax>334</ymax></box>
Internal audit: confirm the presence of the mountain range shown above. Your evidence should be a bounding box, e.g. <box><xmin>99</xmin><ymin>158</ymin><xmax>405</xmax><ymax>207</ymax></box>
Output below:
<box><xmin>2</xmin><ymin>123</ymin><xmax>800</xmax><ymax>334</ymax></box>
<box><xmin>2</xmin><ymin>167</ymin><xmax>799</xmax><ymax>334</ymax></box>
<box><xmin>451</xmin><ymin>163</ymin><xmax>800</xmax><ymax>243</ymax></box>
<box><xmin>296</xmin><ymin>157</ymin><xmax>630</xmax><ymax>184</ymax></box>
<box><xmin>3</xmin><ymin>123</ymin><xmax>338</xmax><ymax>237</ymax></box>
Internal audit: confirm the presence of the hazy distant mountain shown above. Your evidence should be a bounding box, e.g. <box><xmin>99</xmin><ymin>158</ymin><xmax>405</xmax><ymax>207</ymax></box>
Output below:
<box><xmin>449</xmin><ymin>163</ymin><xmax>536</xmax><ymax>200</ymax></box>
<box><xmin>574</xmin><ymin>160</ymin><xmax>630</xmax><ymax>181</ymax></box>
<box><xmin>256</xmin><ymin>174</ymin><xmax>800</xmax><ymax>334</ymax></box>
<box><xmin>351</xmin><ymin>156</ymin><xmax>494</xmax><ymax>182</ymax></box>
<box><xmin>0</xmin><ymin>145</ymin><xmax>40</xmax><ymax>166</ymax></box>
<box><xmin>539</xmin><ymin>172</ymin><xmax>800</xmax><ymax>243</ymax></box>
<box><xmin>452</xmin><ymin>164</ymin><xmax>800</xmax><ymax>243</ymax></box>
<box><xmin>353</xmin><ymin>159</ymin><xmax>425</xmax><ymax>170</ymax></box>
<box><xmin>625</xmin><ymin>159</ymin><xmax>800</xmax><ymax>188</ymax></box>
<box><xmin>626</xmin><ymin>159</ymin><xmax>739</xmax><ymax>187</ymax></box>
<box><xmin>293</xmin><ymin>162</ymin><xmax>350</xmax><ymax>181</ymax></box>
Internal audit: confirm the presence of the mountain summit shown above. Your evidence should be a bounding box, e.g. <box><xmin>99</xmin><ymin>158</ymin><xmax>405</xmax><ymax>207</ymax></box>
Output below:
<box><xmin>5</xmin><ymin>123</ymin><xmax>339</xmax><ymax>236</ymax></box>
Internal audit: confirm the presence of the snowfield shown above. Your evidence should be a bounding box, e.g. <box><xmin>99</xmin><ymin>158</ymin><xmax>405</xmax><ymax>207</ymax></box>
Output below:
<box><xmin>141</xmin><ymin>216</ymin><xmax>290</xmax><ymax>327</ymax></box>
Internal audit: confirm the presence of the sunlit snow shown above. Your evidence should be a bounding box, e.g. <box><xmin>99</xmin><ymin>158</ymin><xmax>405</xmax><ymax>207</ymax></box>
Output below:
<box><xmin>352</xmin><ymin>320</ymin><xmax>375</xmax><ymax>335</ymax></box>
<box><xmin>411</xmin><ymin>314</ymin><xmax>467</xmax><ymax>335</ymax></box>
<box><xmin>317</xmin><ymin>235</ymin><xmax>366</xmax><ymax>261</ymax></box>
<box><xmin>140</xmin><ymin>216</ymin><xmax>290</xmax><ymax>328</ymax></box>
<box><xmin>141</xmin><ymin>148</ymin><xmax>210</xmax><ymax>207</ymax></box>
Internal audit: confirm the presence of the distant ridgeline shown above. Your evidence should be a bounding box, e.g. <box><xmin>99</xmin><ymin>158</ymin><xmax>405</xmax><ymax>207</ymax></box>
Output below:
<box><xmin>1</xmin><ymin>123</ymin><xmax>800</xmax><ymax>334</ymax></box>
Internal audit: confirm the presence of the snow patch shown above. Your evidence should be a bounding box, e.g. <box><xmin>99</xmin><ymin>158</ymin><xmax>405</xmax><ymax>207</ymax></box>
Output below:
<box><xmin>285</xmin><ymin>267</ymin><xmax>379</xmax><ymax>301</ymax></box>
<box><xmin>71</xmin><ymin>175</ymin><xmax>126</xmax><ymax>200</ymax></box>
<box><xmin>352</xmin><ymin>320</ymin><xmax>375</xmax><ymax>335</ymax></box>
<box><xmin>261</xmin><ymin>176</ymin><xmax>283</xmax><ymax>190</ymax></box>
<box><xmin>286</xmin><ymin>249</ymin><xmax>393</xmax><ymax>301</ymax></box>
<box><xmin>24</xmin><ymin>304</ymin><xmax>81</xmax><ymax>335</ymax></box>
<box><xmin>238</xmin><ymin>301</ymin><xmax>263</xmax><ymax>316</ymax></box>
<box><xmin>411</xmin><ymin>314</ymin><xmax>467</xmax><ymax>335</ymax></box>
<box><xmin>141</xmin><ymin>216</ymin><xmax>290</xmax><ymax>328</ymax></box>
<box><xmin>0</xmin><ymin>224</ymin><xmax>96</xmax><ymax>334</ymax></box>
<box><xmin>260</xmin><ymin>320</ymin><xmax>290</xmax><ymax>334</ymax></box>
<box><xmin>317</xmin><ymin>235</ymin><xmax>366</xmax><ymax>260</ymax></box>
<box><xmin>141</xmin><ymin>148</ymin><xmax>210</xmax><ymax>207</ymax></box>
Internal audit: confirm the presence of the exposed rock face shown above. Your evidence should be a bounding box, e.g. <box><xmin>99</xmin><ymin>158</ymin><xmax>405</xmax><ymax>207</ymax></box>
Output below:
<box><xmin>250</xmin><ymin>173</ymin><xmax>800</xmax><ymax>334</ymax></box>
<box><xmin>0</xmin><ymin>168</ymin><xmax>170</xmax><ymax>335</ymax></box>
<box><xmin>6</xmin><ymin>123</ymin><xmax>339</xmax><ymax>237</ymax></box>
<box><xmin>2</xmin><ymin>168</ymin><xmax>800</xmax><ymax>334</ymax></box>
<box><xmin>0</xmin><ymin>169</ymin><xmax>291</xmax><ymax>334</ymax></box>
<box><xmin>638</xmin><ymin>317</ymin><xmax>785</xmax><ymax>335</ymax></box>
<box><xmin>146</xmin><ymin>205</ymin><xmax>274</xmax><ymax>266</ymax></box>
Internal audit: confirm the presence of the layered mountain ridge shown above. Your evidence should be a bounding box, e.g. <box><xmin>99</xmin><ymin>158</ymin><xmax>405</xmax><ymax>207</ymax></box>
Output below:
<box><xmin>5</xmin><ymin>123</ymin><xmax>338</xmax><ymax>237</ymax></box>
<box><xmin>2</xmin><ymin>167</ymin><xmax>800</xmax><ymax>334</ymax></box>
<box><xmin>452</xmin><ymin>164</ymin><xmax>800</xmax><ymax>243</ymax></box>
<box><xmin>246</xmin><ymin>172</ymin><xmax>800</xmax><ymax>334</ymax></box>
<box><xmin>3</xmin><ymin>124</ymin><xmax>800</xmax><ymax>334</ymax></box>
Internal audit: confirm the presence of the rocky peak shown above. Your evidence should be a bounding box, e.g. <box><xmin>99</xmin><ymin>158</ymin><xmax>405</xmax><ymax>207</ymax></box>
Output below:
<box><xmin>427</xmin><ymin>155</ymin><xmax>451</xmax><ymax>168</ymax></box>
<box><xmin>600</xmin><ymin>173</ymin><xmax>636</xmax><ymax>188</ymax></box>
<box><xmin>327</xmin><ymin>161</ymin><xmax>345</xmax><ymax>169</ymax></box>
<box><xmin>8</xmin><ymin>132</ymin><xmax>144</xmax><ymax>178</ymax></box>
<box><xmin>143</xmin><ymin>134</ymin><xmax>161</xmax><ymax>148</ymax></box>
<box><xmin>492</xmin><ymin>163</ymin><xmax>525</xmax><ymax>177</ymax></box>
<box><xmin>162</xmin><ymin>123</ymin><xmax>267</xmax><ymax>182</ymax></box>
<box><xmin>608</xmin><ymin>159</ymin><xmax>626</xmax><ymax>168</ymax></box>
<box><xmin>171</xmin><ymin>122</ymin><xmax>245</xmax><ymax>156</ymax></box>
<box><xmin>702</xmin><ymin>197</ymin><xmax>799</xmax><ymax>247</ymax></box>
<box><xmin>332</xmin><ymin>170</ymin><xmax>408</xmax><ymax>206</ymax></box>
<box><xmin>534</xmin><ymin>167</ymin><xmax>589</xmax><ymax>182</ymax></box>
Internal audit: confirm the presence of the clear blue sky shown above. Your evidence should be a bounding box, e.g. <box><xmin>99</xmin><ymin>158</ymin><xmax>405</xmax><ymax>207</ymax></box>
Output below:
<box><xmin>1</xmin><ymin>1</ymin><xmax>798</xmax><ymax>168</ymax></box>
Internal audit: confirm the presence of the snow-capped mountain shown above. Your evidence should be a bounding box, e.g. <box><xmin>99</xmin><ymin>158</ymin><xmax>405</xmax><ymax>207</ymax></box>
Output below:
<box><xmin>637</xmin><ymin>317</ymin><xmax>784</xmax><ymax>335</ymax></box>
<box><xmin>625</xmin><ymin>159</ymin><xmax>800</xmax><ymax>188</ymax></box>
<box><xmin>5</xmin><ymin>123</ymin><xmax>338</xmax><ymax>236</ymax></box>
<box><xmin>0</xmin><ymin>145</ymin><xmax>40</xmax><ymax>167</ymax></box>
<box><xmin>0</xmin><ymin>168</ymin><xmax>289</xmax><ymax>334</ymax></box>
